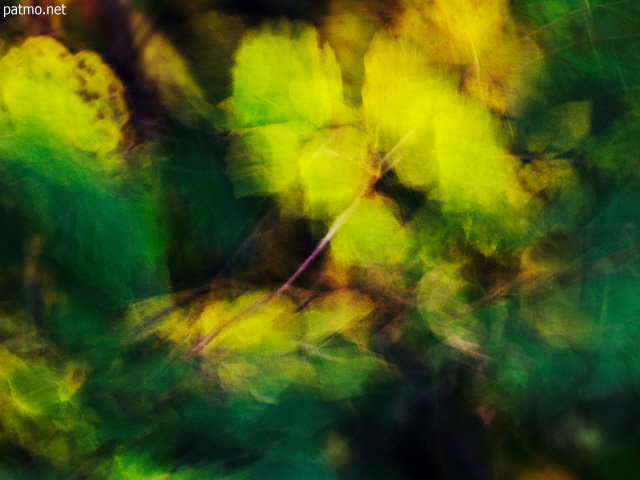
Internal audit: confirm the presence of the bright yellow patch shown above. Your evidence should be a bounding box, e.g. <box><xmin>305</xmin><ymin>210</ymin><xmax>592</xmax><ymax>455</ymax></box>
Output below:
<box><xmin>0</xmin><ymin>36</ymin><xmax>128</xmax><ymax>166</ymax></box>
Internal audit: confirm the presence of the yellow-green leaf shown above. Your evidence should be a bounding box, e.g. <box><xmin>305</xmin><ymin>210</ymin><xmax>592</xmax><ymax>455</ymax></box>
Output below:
<box><xmin>230</xmin><ymin>20</ymin><xmax>345</xmax><ymax>129</ymax></box>
<box><xmin>363</xmin><ymin>30</ymin><xmax>534</xmax><ymax>252</ymax></box>
<box><xmin>0</xmin><ymin>36</ymin><xmax>128</xmax><ymax>166</ymax></box>
<box><xmin>331</xmin><ymin>194</ymin><xmax>412</xmax><ymax>268</ymax></box>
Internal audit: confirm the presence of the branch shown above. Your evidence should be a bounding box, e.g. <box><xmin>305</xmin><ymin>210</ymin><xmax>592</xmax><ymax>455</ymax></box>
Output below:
<box><xmin>184</xmin><ymin>132</ymin><xmax>415</xmax><ymax>358</ymax></box>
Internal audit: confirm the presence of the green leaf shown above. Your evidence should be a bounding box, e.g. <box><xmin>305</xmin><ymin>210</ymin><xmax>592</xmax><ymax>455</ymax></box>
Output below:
<box><xmin>512</xmin><ymin>0</ymin><xmax>640</xmax><ymax>102</ymax></box>
<box><xmin>0</xmin><ymin>135</ymin><xmax>168</xmax><ymax>304</ymax></box>
<box><xmin>590</xmin><ymin>99</ymin><xmax>640</xmax><ymax>177</ymax></box>
<box><xmin>0</xmin><ymin>344</ymin><xmax>98</xmax><ymax>466</ymax></box>
<box><xmin>525</xmin><ymin>101</ymin><xmax>592</xmax><ymax>154</ymax></box>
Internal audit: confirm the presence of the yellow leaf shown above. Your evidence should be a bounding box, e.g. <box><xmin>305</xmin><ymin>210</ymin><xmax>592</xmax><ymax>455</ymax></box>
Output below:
<box><xmin>227</xmin><ymin>121</ymin><xmax>313</xmax><ymax>196</ymax></box>
<box><xmin>331</xmin><ymin>194</ymin><xmax>412</xmax><ymax>268</ymax></box>
<box><xmin>304</xmin><ymin>290</ymin><xmax>374</xmax><ymax>343</ymax></box>
<box><xmin>363</xmin><ymin>31</ymin><xmax>534</xmax><ymax>252</ymax></box>
<box><xmin>230</xmin><ymin>20</ymin><xmax>345</xmax><ymax>129</ymax></box>
<box><xmin>226</xmin><ymin>20</ymin><xmax>370</xmax><ymax>217</ymax></box>
<box><xmin>394</xmin><ymin>0</ymin><xmax>533</xmax><ymax>112</ymax></box>
<box><xmin>155</xmin><ymin>290</ymin><xmax>299</xmax><ymax>358</ymax></box>
<box><xmin>319</xmin><ymin>0</ymin><xmax>384</xmax><ymax>103</ymax></box>
<box><xmin>362</xmin><ymin>32</ymin><xmax>436</xmax><ymax>158</ymax></box>
<box><xmin>299</xmin><ymin>126</ymin><xmax>373</xmax><ymax>217</ymax></box>
<box><xmin>0</xmin><ymin>36</ymin><xmax>128</xmax><ymax>166</ymax></box>
<box><xmin>0</xmin><ymin>345</ymin><xmax>96</xmax><ymax>466</ymax></box>
<box><xmin>218</xmin><ymin>357</ymin><xmax>311</xmax><ymax>402</ymax></box>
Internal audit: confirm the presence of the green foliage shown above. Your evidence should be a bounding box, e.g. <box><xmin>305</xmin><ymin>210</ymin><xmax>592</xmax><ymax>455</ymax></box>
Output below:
<box><xmin>1</xmin><ymin>1</ymin><xmax>640</xmax><ymax>479</ymax></box>
<box><xmin>0</xmin><ymin>316</ymin><xmax>97</xmax><ymax>466</ymax></box>
<box><xmin>0</xmin><ymin>134</ymin><xmax>167</xmax><ymax>304</ymax></box>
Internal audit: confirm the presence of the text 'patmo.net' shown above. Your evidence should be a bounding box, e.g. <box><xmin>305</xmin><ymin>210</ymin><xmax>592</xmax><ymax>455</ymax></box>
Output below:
<box><xmin>4</xmin><ymin>4</ymin><xmax>67</xmax><ymax>18</ymax></box>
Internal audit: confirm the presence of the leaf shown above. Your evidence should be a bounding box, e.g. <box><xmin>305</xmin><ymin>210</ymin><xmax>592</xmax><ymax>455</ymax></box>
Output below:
<box><xmin>298</xmin><ymin>127</ymin><xmax>372</xmax><ymax>217</ymax></box>
<box><xmin>394</xmin><ymin>0</ymin><xmax>533</xmax><ymax>112</ymax></box>
<box><xmin>416</xmin><ymin>262</ymin><xmax>484</xmax><ymax>353</ymax></box>
<box><xmin>0</xmin><ymin>136</ymin><xmax>168</xmax><ymax>304</ymax></box>
<box><xmin>107</xmin><ymin>449</ymin><xmax>172</xmax><ymax>480</ymax></box>
<box><xmin>330</xmin><ymin>194</ymin><xmax>412</xmax><ymax>268</ymax></box>
<box><xmin>229</xmin><ymin>20</ymin><xmax>345</xmax><ymax>129</ymax></box>
<box><xmin>589</xmin><ymin>98</ymin><xmax>640</xmax><ymax>177</ymax></box>
<box><xmin>524</xmin><ymin>101</ymin><xmax>592</xmax><ymax>154</ymax></box>
<box><xmin>362</xmin><ymin>31</ymin><xmax>533</xmax><ymax>252</ymax></box>
<box><xmin>309</xmin><ymin>346</ymin><xmax>387</xmax><ymax>401</ymax></box>
<box><xmin>512</xmin><ymin>0</ymin><xmax>640</xmax><ymax>102</ymax></box>
<box><xmin>0</xmin><ymin>342</ymin><xmax>98</xmax><ymax>466</ymax></box>
<box><xmin>0</xmin><ymin>36</ymin><xmax>128</xmax><ymax>167</ymax></box>
<box><xmin>218</xmin><ymin>356</ymin><xmax>310</xmax><ymax>404</ymax></box>
<box><xmin>131</xmin><ymin>14</ymin><xmax>214</xmax><ymax>126</ymax></box>
<box><xmin>319</xmin><ymin>0</ymin><xmax>384</xmax><ymax>103</ymax></box>
<box><xmin>153</xmin><ymin>290</ymin><xmax>299</xmax><ymax>358</ymax></box>
<box><xmin>523</xmin><ymin>287</ymin><xmax>594</xmax><ymax>348</ymax></box>
<box><xmin>516</xmin><ymin>157</ymin><xmax>585</xmax><ymax>233</ymax></box>
<box><xmin>227</xmin><ymin>121</ymin><xmax>315</xmax><ymax>197</ymax></box>
<box><xmin>225</xmin><ymin>20</ymin><xmax>374</xmax><ymax>221</ymax></box>
<box><xmin>303</xmin><ymin>290</ymin><xmax>373</xmax><ymax>344</ymax></box>
<box><xmin>136</xmin><ymin>285</ymin><xmax>387</xmax><ymax>407</ymax></box>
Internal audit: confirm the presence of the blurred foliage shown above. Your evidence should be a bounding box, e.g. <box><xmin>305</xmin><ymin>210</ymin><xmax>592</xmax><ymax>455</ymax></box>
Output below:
<box><xmin>1</xmin><ymin>0</ymin><xmax>640</xmax><ymax>479</ymax></box>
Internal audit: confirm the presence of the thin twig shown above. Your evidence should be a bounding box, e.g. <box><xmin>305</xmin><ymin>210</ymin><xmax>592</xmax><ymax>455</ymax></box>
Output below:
<box><xmin>185</xmin><ymin>197</ymin><xmax>363</xmax><ymax>359</ymax></box>
<box><xmin>134</xmin><ymin>208</ymin><xmax>276</xmax><ymax>332</ymax></box>
<box><xmin>185</xmin><ymin>132</ymin><xmax>415</xmax><ymax>358</ymax></box>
